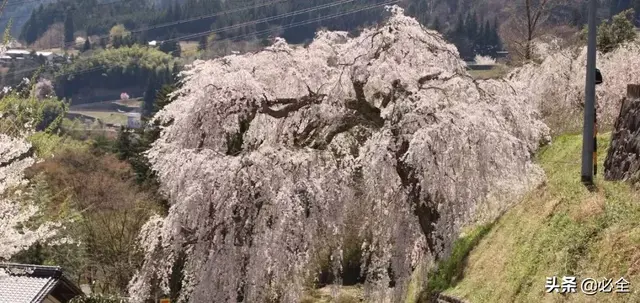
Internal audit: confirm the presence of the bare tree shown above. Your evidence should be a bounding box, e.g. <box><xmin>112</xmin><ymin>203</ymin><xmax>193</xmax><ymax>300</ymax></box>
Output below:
<box><xmin>503</xmin><ymin>0</ymin><xmax>561</xmax><ymax>61</ymax></box>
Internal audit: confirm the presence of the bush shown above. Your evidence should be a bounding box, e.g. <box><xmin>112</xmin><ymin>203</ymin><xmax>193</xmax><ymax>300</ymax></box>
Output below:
<box><xmin>582</xmin><ymin>9</ymin><xmax>637</xmax><ymax>53</ymax></box>
<box><xmin>0</xmin><ymin>92</ymin><xmax>67</xmax><ymax>136</ymax></box>
<box><xmin>70</xmin><ymin>294</ymin><xmax>127</xmax><ymax>303</ymax></box>
<box><xmin>27</xmin><ymin>132</ymin><xmax>85</xmax><ymax>158</ymax></box>
<box><xmin>36</xmin><ymin>99</ymin><xmax>66</xmax><ymax>132</ymax></box>
<box><xmin>22</xmin><ymin>148</ymin><xmax>163</xmax><ymax>295</ymax></box>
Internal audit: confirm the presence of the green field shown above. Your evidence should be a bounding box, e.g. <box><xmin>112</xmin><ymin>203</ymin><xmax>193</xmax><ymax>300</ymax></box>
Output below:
<box><xmin>468</xmin><ymin>64</ymin><xmax>511</xmax><ymax>80</ymax></box>
<box><xmin>68</xmin><ymin>111</ymin><xmax>128</xmax><ymax>126</ymax></box>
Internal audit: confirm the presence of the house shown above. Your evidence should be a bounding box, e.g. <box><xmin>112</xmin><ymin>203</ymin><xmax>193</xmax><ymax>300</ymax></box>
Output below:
<box><xmin>148</xmin><ymin>40</ymin><xmax>158</xmax><ymax>47</ymax></box>
<box><xmin>35</xmin><ymin>51</ymin><xmax>56</xmax><ymax>62</ymax></box>
<box><xmin>5</xmin><ymin>49</ymin><xmax>31</xmax><ymax>59</ymax></box>
<box><xmin>0</xmin><ymin>263</ymin><xmax>84</xmax><ymax>303</ymax></box>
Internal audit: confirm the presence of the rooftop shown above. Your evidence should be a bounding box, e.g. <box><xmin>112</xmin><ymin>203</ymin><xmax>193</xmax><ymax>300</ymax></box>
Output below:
<box><xmin>5</xmin><ymin>49</ymin><xmax>31</xmax><ymax>55</ymax></box>
<box><xmin>0</xmin><ymin>263</ymin><xmax>84</xmax><ymax>303</ymax></box>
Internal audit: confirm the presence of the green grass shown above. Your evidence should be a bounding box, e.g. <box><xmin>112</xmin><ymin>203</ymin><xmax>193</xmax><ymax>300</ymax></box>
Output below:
<box><xmin>69</xmin><ymin>111</ymin><xmax>128</xmax><ymax>125</ymax></box>
<box><xmin>440</xmin><ymin>133</ymin><xmax>640</xmax><ymax>303</ymax></box>
<box><xmin>300</xmin><ymin>286</ymin><xmax>364</xmax><ymax>303</ymax></box>
<box><xmin>467</xmin><ymin>64</ymin><xmax>511</xmax><ymax>80</ymax></box>
<box><xmin>418</xmin><ymin>223</ymin><xmax>494</xmax><ymax>301</ymax></box>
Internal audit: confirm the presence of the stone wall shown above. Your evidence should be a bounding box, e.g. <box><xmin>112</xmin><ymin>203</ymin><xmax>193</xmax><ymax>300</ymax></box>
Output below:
<box><xmin>604</xmin><ymin>84</ymin><xmax>640</xmax><ymax>184</ymax></box>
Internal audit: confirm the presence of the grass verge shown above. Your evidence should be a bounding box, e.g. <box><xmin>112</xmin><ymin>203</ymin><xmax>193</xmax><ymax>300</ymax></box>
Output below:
<box><xmin>440</xmin><ymin>133</ymin><xmax>640</xmax><ymax>302</ymax></box>
<box><xmin>418</xmin><ymin>223</ymin><xmax>494</xmax><ymax>302</ymax></box>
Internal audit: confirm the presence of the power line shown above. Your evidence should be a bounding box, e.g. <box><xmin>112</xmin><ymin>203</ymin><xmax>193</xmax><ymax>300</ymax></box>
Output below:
<box><xmin>2</xmin><ymin>0</ymin><xmax>293</xmax><ymax>49</ymax></box>
<box><xmin>3</xmin><ymin>0</ymin><xmax>123</xmax><ymax>8</ymax></box>
<box><xmin>58</xmin><ymin>0</ymin><xmax>319</xmax><ymax>49</ymax></box>
<box><xmin>219</xmin><ymin>0</ymin><xmax>399</xmax><ymax>43</ymax></box>
<box><xmin>163</xmin><ymin>0</ymin><xmax>364</xmax><ymax>43</ymax></box>
<box><xmin>0</xmin><ymin>0</ymin><xmax>131</xmax><ymax>22</ymax></box>
<box><xmin>3</xmin><ymin>0</ymin><xmax>398</xmax><ymax>81</ymax></box>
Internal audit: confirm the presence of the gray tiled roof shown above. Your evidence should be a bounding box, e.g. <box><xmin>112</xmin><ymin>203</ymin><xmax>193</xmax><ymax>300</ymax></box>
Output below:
<box><xmin>0</xmin><ymin>274</ymin><xmax>58</xmax><ymax>303</ymax></box>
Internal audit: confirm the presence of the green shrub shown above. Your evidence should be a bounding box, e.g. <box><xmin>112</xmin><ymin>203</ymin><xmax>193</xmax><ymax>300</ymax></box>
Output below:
<box><xmin>582</xmin><ymin>9</ymin><xmax>637</xmax><ymax>53</ymax></box>
<box><xmin>70</xmin><ymin>294</ymin><xmax>127</xmax><ymax>303</ymax></box>
<box><xmin>27</xmin><ymin>132</ymin><xmax>86</xmax><ymax>158</ymax></box>
<box><xmin>0</xmin><ymin>94</ymin><xmax>67</xmax><ymax>136</ymax></box>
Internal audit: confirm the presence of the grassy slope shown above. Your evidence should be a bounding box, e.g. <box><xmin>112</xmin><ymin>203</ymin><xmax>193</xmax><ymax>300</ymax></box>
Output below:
<box><xmin>467</xmin><ymin>65</ymin><xmax>511</xmax><ymax>80</ymax></box>
<box><xmin>68</xmin><ymin>111</ymin><xmax>128</xmax><ymax>125</ymax></box>
<box><xmin>439</xmin><ymin>133</ymin><xmax>640</xmax><ymax>302</ymax></box>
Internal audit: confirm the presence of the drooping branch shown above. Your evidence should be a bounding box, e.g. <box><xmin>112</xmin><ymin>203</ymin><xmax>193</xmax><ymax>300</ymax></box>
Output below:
<box><xmin>259</xmin><ymin>89</ymin><xmax>326</xmax><ymax>119</ymax></box>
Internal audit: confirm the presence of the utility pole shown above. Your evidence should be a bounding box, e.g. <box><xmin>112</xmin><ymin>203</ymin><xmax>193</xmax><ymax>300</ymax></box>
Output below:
<box><xmin>581</xmin><ymin>0</ymin><xmax>597</xmax><ymax>186</ymax></box>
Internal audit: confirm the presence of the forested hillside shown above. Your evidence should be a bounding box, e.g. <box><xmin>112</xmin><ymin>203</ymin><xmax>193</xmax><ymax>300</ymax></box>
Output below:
<box><xmin>15</xmin><ymin>0</ymin><xmax>640</xmax><ymax>61</ymax></box>
<box><xmin>0</xmin><ymin>0</ymin><xmax>56</xmax><ymax>38</ymax></box>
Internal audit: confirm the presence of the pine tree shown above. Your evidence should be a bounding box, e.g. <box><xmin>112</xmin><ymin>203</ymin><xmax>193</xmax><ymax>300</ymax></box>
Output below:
<box><xmin>64</xmin><ymin>13</ymin><xmax>75</xmax><ymax>46</ymax></box>
<box><xmin>431</xmin><ymin>16</ymin><xmax>442</xmax><ymax>32</ymax></box>
<box><xmin>465</xmin><ymin>12</ymin><xmax>478</xmax><ymax>38</ymax></box>
<box><xmin>3</xmin><ymin>18</ymin><xmax>13</xmax><ymax>45</ymax></box>
<box><xmin>143</xmin><ymin>72</ymin><xmax>158</xmax><ymax>117</ymax></box>
<box><xmin>154</xmin><ymin>84</ymin><xmax>177</xmax><ymax>113</ymax></box>
<box><xmin>163</xmin><ymin>66</ymin><xmax>172</xmax><ymax>84</ymax></box>
<box><xmin>198</xmin><ymin>36</ymin><xmax>207</xmax><ymax>51</ymax></box>
<box><xmin>99</xmin><ymin>37</ymin><xmax>108</xmax><ymax>49</ymax></box>
<box><xmin>83</xmin><ymin>39</ymin><xmax>91</xmax><ymax>52</ymax></box>
<box><xmin>113</xmin><ymin>35</ymin><xmax>123</xmax><ymax>48</ymax></box>
<box><xmin>492</xmin><ymin>18</ymin><xmax>502</xmax><ymax>51</ymax></box>
<box><xmin>173</xmin><ymin>3</ymin><xmax>182</xmax><ymax>23</ymax></box>
<box><xmin>115</xmin><ymin>126</ymin><xmax>133</xmax><ymax>160</ymax></box>
<box><xmin>483</xmin><ymin>20</ymin><xmax>491</xmax><ymax>43</ymax></box>
<box><xmin>172</xmin><ymin>64</ymin><xmax>181</xmax><ymax>84</ymax></box>
<box><xmin>455</xmin><ymin>14</ymin><xmax>465</xmax><ymax>35</ymax></box>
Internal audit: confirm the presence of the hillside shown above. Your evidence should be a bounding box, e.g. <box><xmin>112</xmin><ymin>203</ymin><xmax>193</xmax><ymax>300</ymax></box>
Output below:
<box><xmin>0</xmin><ymin>0</ymin><xmax>57</xmax><ymax>38</ymax></box>
<box><xmin>15</xmin><ymin>0</ymin><xmax>619</xmax><ymax>58</ymax></box>
<box><xmin>434</xmin><ymin>132</ymin><xmax>640</xmax><ymax>302</ymax></box>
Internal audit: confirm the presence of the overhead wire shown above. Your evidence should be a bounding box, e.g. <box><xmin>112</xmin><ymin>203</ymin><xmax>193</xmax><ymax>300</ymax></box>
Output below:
<box><xmin>3</xmin><ymin>0</ymin><xmax>294</xmax><ymax>49</ymax></box>
<box><xmin>162</xmin><ymin>0</ymin><xmax>365</xmax><ymax>43</ymax></box>
<box><xmin>2</xmin><ymin>0</ymin><xmax>399</xmax><ymax>81</ymax></box>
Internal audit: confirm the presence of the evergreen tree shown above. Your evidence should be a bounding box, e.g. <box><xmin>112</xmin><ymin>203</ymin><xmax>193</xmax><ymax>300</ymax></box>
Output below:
<box><xmin>454</xmin><ymin>14</ymin><xmax>465</xmax><ymax>35</ymax></box>
<box><xmin>154</xmin><ymin>84</ymin><xmax>177</xmax><ymax>113</ymax></box>
<box><xmin>22</xmin><ymin>12</ymin><xmax>38</xmax><ymax>44</ymax></box>
<box><xmin>138</xmin><ymin>31</ymin><xmax>149</xmax><ymax>45</ymax></box>
<box><xmin>83</xmin><ymin>39</ymin><xmax>91</xmax><ymax>52</ymax></box>
<box><xmin>143</xmin><ymin>72</ymin><xmax>158</xmax><ymax>117</ymax></box>
<box><xmin>465</xmin><ymin>12</ymin><xmax>478</xmax><ymax>37</ymax></box>
<box><xmin>173</xmin><ymin>3</ymin><xmax>182</xmax><ymax>24</ymax></box>
<box><xmin>99</xmin><ymin>37</ymin><xmax>108</xmax><ymax>49</ymax></box>
<box><xmin>483</xmin><ymin>20</ymin><xmax>491</xmax><ymax>43</ymax></box>
<box><xmin>3</xmin><ymin>18</ymin><xmax>13</xmax><ymax>45</ymax></box>
<box><xmin>493</xmin><ymin>18</ymin><xmax>502</xmax><ymax>51</ymax></box>
<box><xmin>64</xmin><ymin>13</ymin><xmax>75</xmax><ymax>46</ymax></box>
<box><xmin>113</xmin><ymin>35</ymin><xmax>123</xmax><ymax>48</ymax></box>
<box><xmin>432</xmin><ymin>16</ymin><xmax>441</xmax><ymax>33</ymax></box>
<box><xmin>115</xmin><ymin>126</ymin><xmax>134</xmax><ymax>160</ymax></box>
<box><xmin>198</xmin><ymin>35</ymin><xmax>207</xmax><ymax>51</ymax></box>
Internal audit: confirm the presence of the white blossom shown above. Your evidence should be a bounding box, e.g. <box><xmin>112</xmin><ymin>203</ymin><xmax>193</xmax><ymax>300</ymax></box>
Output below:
<box><xmin>0</xmin><ymin>135</ymin><xmax>58</xmax><ymax>261</ymax></box>
<box><xmin>508</xmin><ymin>40</ymin><xmax>640</xmax><ymax>129</ymax></box>
<box><xmin>474</xmin><ymin>55</ymin><xmax>496</xmax><ymax>65</ymax></box>
<box><xmin>129</xmin><ymin>7</ymin><xmax>549</xmax><ymax>303</ymax></box>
